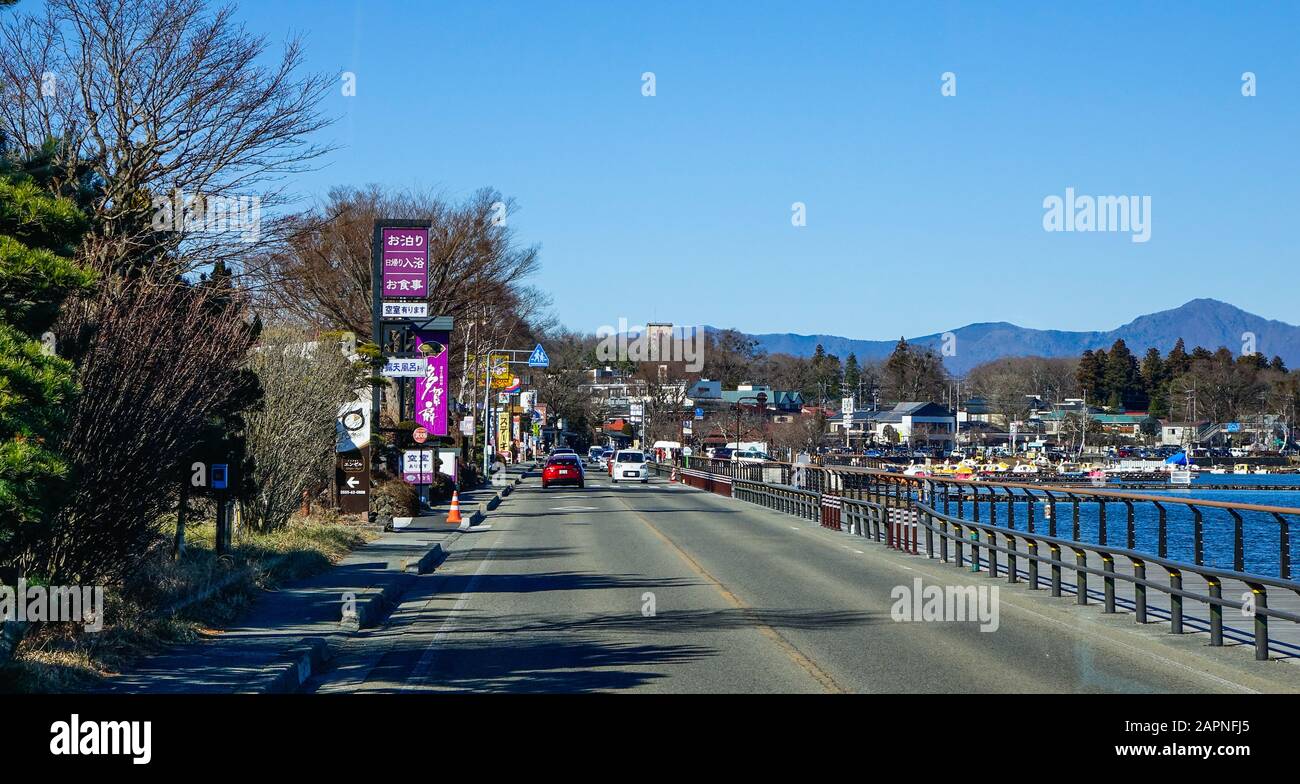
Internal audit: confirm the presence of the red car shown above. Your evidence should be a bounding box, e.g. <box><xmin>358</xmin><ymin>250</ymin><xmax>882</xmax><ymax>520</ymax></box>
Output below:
<box><xmin>542</xmin><ymin>454</ymin><xmax>585</xmax><ymax>489</ymax></box>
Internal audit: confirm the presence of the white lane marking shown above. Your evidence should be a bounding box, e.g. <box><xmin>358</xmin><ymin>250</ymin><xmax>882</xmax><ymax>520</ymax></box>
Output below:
<box><xmin>401</xmin><ymin>532</ymin><xmax>507</xmax><ymax>691</ymax></box>
<box><xmin>551</xmin><ymin>506</ymin><xmax>598</xmax><ymax>512</ymax></box>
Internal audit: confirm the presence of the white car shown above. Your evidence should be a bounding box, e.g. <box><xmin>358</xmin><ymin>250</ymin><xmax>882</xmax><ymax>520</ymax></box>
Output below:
<box><xmin>611</xmin><ymin>450</ymin><xmax>649</xmax><ymax>483</ymax></box>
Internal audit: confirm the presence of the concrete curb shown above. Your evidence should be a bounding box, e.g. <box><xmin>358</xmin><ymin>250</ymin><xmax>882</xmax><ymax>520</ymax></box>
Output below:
<box><xmin>340</xmin><ymin>576</ymin><xmax>408</xmax><ymax>630</ymax></box>
<box><xmin>242</xmin><ymin>637</ymin><xmax>333</xmax><ymax>694</ymax></box>
<box><xmin>399</xmin><ymin>542</ymin><xmax>446</xmax><ymax>575</ymax></box>
<box><xmin>247</xmin><ymin>480</ymin><xmax>512</xmax><ymax>691</ymax></box>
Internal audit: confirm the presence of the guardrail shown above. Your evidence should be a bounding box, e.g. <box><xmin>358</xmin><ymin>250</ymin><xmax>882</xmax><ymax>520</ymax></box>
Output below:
<box><xmin>802</xmin><ymin>466</ymin><xmax>1298</xmax><ymax>582</ymax></box>
<box><xmin>664</xmin><ymin>456</ymin><xmax>1300</xmax><ymax>661</ymax></box>
<box><xmin>732</xmin><ymin>479</ymin><xmax>820</xmax><ymax>522</ymax></box>
<box><xmin>912</xmin><ymin>496</ymin><xmax>1300</xmax><ymax>661</ymax></box>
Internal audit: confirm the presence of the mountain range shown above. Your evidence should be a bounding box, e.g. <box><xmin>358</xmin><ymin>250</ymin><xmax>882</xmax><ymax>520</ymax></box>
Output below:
<box><xmin>734</xmin><ymin>299</ymin><xmax>1300</xmax><ymax>374</ymax></box>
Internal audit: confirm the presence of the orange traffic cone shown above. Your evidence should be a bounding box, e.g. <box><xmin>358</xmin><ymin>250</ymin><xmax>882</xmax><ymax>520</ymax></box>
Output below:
<box><xmin>446</xmin><ymin>491</ymin><xmax>463</xmax><ymax>525</ymax></box>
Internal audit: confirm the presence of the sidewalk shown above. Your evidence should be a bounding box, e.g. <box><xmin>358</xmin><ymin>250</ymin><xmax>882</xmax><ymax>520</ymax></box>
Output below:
<box><xmin>99</xmin><ymin>477</ymin><xmax>520</xmax><ymax>694</ymax></box>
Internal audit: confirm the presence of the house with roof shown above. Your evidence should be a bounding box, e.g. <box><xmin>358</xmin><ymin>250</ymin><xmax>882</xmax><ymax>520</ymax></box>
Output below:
<box><xmin>865</xmin><ymin>402</ymin><xmax>956</xmax><ymax>450</ymax></box>
<box><xmin>718</xmin><ymin>384</ymin><xmax>805</xmax><ymax>413</ymax></box>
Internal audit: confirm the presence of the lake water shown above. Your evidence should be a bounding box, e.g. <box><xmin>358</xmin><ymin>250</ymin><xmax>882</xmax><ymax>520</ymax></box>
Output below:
<box><xmin>935</xmin><ymin>478</ymin><xmax>1300</xmax><ymax>580</ymax></box>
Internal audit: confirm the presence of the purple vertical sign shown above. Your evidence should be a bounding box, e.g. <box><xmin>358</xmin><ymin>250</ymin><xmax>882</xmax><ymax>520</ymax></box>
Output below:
<box><xmin>381</xmin><ymin>227</ymin><xmax>429</xmax><ymax>297</ymax></box>
<box><xmin>413</xmin><ymin>329</ymin><xmax>449</xmax><ymax>437</ymax></box>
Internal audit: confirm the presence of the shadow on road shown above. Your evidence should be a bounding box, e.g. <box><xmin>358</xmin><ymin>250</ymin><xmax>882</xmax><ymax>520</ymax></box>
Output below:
<box><xmin>354</xmin><ymin>637</ymin><xmax>713</xmax><ymax>693</ymax></box>
<box><xmin>413</xmin><ymin>570</ymin><xmax>703</xmax><ymax>595</ymax></box>
<box><xmin>426</xmin><ymin>607</ymin><xmax>877</xmax><ymax>636</ymax></box>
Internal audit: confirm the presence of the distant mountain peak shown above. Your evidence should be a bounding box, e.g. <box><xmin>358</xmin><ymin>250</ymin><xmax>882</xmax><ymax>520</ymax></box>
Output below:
<box><xmin>733</xmin><ymin>301</ymin><xmax>1300</xmax><ymax>373</ymax></box>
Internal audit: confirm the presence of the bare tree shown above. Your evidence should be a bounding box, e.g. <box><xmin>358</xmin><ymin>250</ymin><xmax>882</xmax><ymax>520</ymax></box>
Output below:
<box><xmin>251</xmin><ymin>186</ymin><xmax>541</xmax><ymax>339</ymax></box>
<box><xmin>531</xmin><ymin>329</ymin><xmax>600</xmax><ymax>444</ymax></box>
<box><xmin>240</xmin><ymin>327</ymin><xmax>364</xmax><ymax>532</ymax></box>
<box><xmin>27</xmin><ymin>283</ymin><xmax>258</xmax><ymax>584</ymax></box>
<box><xmin>0</xmin><ymin>0</ymin><xmax>334</xmax><ymax>280</ymax></box>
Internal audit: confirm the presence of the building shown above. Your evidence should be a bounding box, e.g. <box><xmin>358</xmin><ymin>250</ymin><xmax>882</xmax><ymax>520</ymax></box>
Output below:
<box><xmin>870</xmin><ymin>402</ymin><xmax>956</xmax><ymax>450</ymax></box>
<box><xmin>686</xmin><ymin>378</ymin><xmax>721</xmax><ymax>401</ymax></box>
<box><xmin>1035</xmin><ymin>403</ymin><xmax>1149</xmax><ymax>439</ymax></box>
<box><xmin>718</xmin><ymin>384</ymin><xmax>805</xmax><ymax>412</ymax></box>
<box><xmin>1161</xmin><ymin>423</ymin><xmax>1199</xmax><ymax>447</ymax></box>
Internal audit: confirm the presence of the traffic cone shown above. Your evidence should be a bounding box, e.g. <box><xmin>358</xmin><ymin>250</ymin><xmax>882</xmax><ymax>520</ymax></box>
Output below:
<box><xmin>670</xmin><ymin>465</ymin><xmax>679</xmax><ymax>483</ymax></box>
<box><xmin>446</xmin><ymin>491</ymin><xmax>463</xmax><ymax>525</ymax></box>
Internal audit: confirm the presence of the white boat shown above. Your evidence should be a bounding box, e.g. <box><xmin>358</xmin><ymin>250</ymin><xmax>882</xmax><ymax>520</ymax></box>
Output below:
<box><xmin>1169</xmin><ymin>469</ymin><xmax>1193</xmax><ymax>486</ymax></box>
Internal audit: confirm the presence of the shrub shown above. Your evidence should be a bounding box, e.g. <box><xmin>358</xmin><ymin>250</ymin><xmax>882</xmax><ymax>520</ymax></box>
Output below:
<box><xmin>369</xmin><ymin>480</ymin><xmax>417</xmax><ymax>528</ymax></box>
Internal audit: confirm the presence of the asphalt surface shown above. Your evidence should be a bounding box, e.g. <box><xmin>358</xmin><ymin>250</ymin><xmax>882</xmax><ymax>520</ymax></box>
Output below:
<box><xmin>307</xmin><ymin>467</ymin><xmax>1300</xmax><ymax>694</ymax></box>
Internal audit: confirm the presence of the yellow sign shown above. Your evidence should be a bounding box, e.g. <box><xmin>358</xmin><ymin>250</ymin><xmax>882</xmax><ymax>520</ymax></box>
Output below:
<box><xmin>472</xmin><ymin>354</ymin><xmax>514</xmax><ymax>390</ymax></box>
<box><xmin>498</xmin><ymin>411</ymin><xmax>511</xmax><ymax>445</ymax></box>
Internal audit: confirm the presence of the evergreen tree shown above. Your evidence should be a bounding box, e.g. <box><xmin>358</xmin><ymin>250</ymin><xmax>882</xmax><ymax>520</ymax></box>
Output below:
<box><xmin>1238</xmin><ymin>352</ymin><xmax>1269</xmax><ymax>370</ymax></box>
<box><xmin>843</xmin><ymin>353</ymin><xmax>861</xmax><ymax>401</ymax></box>
<box><xmin>1165</xmin><ymin>338</ymin><xmax>1191</xmax><ymax>378</ymax></box>
<box><xmin>0</xmin><ymin>167</ymin><xmax>95</xmax><ymax>569</ymax></box>
<box><xmin>1140</xmin><ymin>347</ymin><xmax>1168</xmax><ymax>417</ymax></box>
<box><xmin>1103</xmin><ymin>339</ymin><xmax>1142</xmax><ymax>410</ymax></box>
<box><xmin>1076</xmin><ymin>349</ymin><xmax>1106</xmax><ymax>401</ymax></box>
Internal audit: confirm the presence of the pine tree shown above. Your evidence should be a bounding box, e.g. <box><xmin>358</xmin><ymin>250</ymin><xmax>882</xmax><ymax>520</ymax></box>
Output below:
<box><xmin>0</xmin><ymin>168</ymin><xmax>95</xmax><ymax>568</ymax></box>
<box><xmin>1103</xmin><ymin>339</ymin><xmax>1141</xmax><ymax>410</ymax></box>
<box><xmin>843</xmin><ymin>353</ymin><xmax>861</xmax><ymax>401</ymax></box>
<box><xmin>1076</xmin><ymin>349</ymin><xmax>1106</xmax><ymax>401</ymax></box>
<box><xmin>1165</xmin><ymin>338</ymin><xmax>1191</xmax><ymax>378</ymax></box>
<box><xmin>1140</xmin><ymin>347</ymin><xmax>1168</xmax><ymax>418</ymax></box>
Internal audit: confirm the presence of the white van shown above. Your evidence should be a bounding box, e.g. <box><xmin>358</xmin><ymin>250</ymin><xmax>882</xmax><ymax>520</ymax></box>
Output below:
<box><xmin>611</xmin><ymin>450</ymin><xmax>648</xmax><ymax>483</ymax></box>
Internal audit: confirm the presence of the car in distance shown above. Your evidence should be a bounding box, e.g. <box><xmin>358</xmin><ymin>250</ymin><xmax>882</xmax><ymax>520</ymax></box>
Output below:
<box><xmin>587</xmin><ymin>445</ymin><xmax>605</xmax><ymax>465</ymax></box>
<box><xmin>541</xmin><ymin>454</ymin><xmax>585</xmax><ymax>489</ymax></box>
<box><xmin>610</xmin><ymin>450</ymin><xmax>648</xmax><ymax>483</ymax></box>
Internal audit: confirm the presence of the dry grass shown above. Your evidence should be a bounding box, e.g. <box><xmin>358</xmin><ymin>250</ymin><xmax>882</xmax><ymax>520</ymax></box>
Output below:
<box><xmin>1</xmin><ymin>510</ymin><xmax>378</xmax><ymax>693</ymax></box>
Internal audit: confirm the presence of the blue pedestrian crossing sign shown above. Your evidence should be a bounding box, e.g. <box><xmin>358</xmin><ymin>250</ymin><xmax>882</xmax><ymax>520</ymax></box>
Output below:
<box><xmin>528</xmin><ymin>343</ymin><xmax>550</xmax><ymax>368</ymax></box>
<box><xmin>694</xmin><ymin>408</ymin><xmax>704</xmax><ymax>420</ymax></box>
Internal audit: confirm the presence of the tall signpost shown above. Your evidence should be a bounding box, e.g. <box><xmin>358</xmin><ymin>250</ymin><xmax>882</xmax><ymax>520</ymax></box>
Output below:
<box><xmin>480</xmin><ymin>348</ymin><xmax>537</xmax><ymax>477</ymax></box>
<box><xmin>336</xmin><ymin>397</ymin><xmax>371</xmax><ymax>515</ymax></box>
<box><xmin>372</xmin><ymin>220</ymin><xmax>454</xmax><ymax>514</ymax></box>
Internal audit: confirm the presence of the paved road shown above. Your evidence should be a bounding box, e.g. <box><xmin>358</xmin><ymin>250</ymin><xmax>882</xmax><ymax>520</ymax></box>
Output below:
<box><xmin>308</xmin><ymin>468</ymin><xmax>1300</xmax><ymax>694</ymax></box>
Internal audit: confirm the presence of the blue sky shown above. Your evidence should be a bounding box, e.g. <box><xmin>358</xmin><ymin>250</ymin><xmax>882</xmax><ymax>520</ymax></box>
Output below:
<box><xmin>235</xmin><ymin>1</ymin><xmax>1300</xmax><ymax>340</ymax></box>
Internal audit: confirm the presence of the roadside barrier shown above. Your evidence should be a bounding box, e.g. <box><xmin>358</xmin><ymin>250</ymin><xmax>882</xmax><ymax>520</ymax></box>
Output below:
<box><xmin>665</xmin><ymin>457</ymin><xmax>1300</xmax><ymax>661</ymax></box>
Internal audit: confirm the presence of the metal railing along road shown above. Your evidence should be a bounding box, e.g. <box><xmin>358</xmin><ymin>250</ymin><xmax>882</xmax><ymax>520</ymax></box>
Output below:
<box><xmin>732</xmin><ymin>479</ymin><xmax>820</xmax><ymax>522</ymax></box>
<box><xmin>798</xmin><ymin>466</ymin><xmax>1299</xmax><ymax>583</ymax></box>
<box><xmin>664</xmin><ymin>457</ymin><xmax>1300</xmax><ymax>662</ymax></box>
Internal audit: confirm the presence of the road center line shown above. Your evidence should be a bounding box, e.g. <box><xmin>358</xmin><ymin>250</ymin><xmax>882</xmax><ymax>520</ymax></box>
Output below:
<box><xmin>616</xmin><ymin>494</ymin><xmax>848</xmax><ymax>694</ymax></box>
